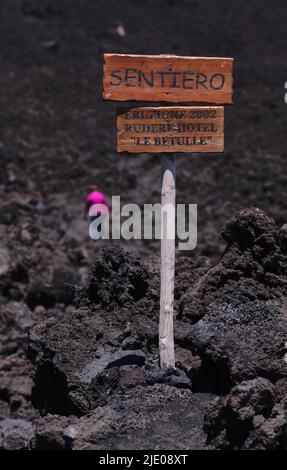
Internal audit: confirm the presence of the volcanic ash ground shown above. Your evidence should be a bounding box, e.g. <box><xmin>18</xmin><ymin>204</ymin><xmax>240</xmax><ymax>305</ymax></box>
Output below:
<box><xmin>1</xmin><ymin>208</ymin><xmax>287</xmax><ymax>449</ymax></box>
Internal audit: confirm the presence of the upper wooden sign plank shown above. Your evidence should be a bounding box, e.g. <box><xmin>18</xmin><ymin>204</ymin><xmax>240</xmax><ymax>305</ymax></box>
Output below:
<box><xmin>103</xmin><ymin>54</ymin><xmax>233</xmax><ymax>104</ymax></box>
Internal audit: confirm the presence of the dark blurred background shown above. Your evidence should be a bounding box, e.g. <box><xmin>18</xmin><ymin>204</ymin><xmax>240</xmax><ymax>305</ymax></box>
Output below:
<box><xmin>0</xmin><ymin>0</ymin><xmax>287</xmax><ymax>264</ymax></box>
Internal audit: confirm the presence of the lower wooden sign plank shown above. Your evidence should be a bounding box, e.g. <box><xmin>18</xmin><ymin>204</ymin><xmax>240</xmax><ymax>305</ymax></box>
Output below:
<box><xmin>117</xmin><ymin>106</ymin><xmax>224</xmax><ymax>153</ymax></box>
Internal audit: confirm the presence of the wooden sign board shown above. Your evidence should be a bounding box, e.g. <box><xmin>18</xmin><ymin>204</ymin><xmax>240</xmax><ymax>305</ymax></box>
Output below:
<box><xmin>103</xmin><ymin>54</ymin><xmax>233</xmax><ymax>104</ymax></box>
<box><xmin>117</xmin><ymin>106</ymin><xmax>224</xmax><ymax>153</ymax></box>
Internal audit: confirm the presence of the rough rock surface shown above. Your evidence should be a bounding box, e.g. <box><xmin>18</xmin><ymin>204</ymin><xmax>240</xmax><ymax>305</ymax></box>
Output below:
<box><xmin>1</xmin><ymin>0</ymin><xmax>287</xmax><ymax>451</ymax></box>
<box><xmin>0</xmin><ymin>300</ymin><xmax>39</xmax><ymax>422</ymax></box>
<box><xmin>179</xmin><ymin>209</ymin><xmax>287</xmax><ymax>392</ymax></box>
<box><xmin>2</xmin><ymin>208</ymin><xmax>287</xmax><ymax>449</ymax></box>
<box><xmin>0</xmin><ymin>419</ymin><xmax>35</xmax><ymax>450</ymax></box>
<box><xmin>28</xmin><ymin>244</ymin><xmax>197</xmax><ymax>416</ymax></box>
<box><xmin>35</xmin><ymin>385</ymin><xmax>213</xmax><ymax>450</ymax></box>
<box><xmin>204</xmin><ymin>378</ymin><xmax>287</xmax><ymax>449</ymax></box>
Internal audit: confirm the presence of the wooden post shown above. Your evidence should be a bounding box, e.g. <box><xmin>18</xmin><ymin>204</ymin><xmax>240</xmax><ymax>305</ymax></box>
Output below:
<box><xmin>159</xmin><ymin>155</ymin><xmax>176</xmax><ymax>369</ymax></box>
<box><xmin>105</xmin><ymin>53</ymin><xmax>233</xmax><ymax>369</ymax></box>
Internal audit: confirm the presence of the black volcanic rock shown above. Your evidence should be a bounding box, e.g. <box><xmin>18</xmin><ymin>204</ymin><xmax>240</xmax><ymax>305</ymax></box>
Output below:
<box><xmin>204</xmin><ymin>378</ymin><xmax>287</xmax><ymax>449</ymax></box>
<box><xmin>28</xmin><ymin>210</ymin><xmax>287</xmax><ymax>449</ymax></box>
<box><xmin>178</xmin><ymin>208</ymin><xmax>287</xmax><ymax>390</ymax></box>
<box><xmin>34</xmin><ymin>386</ymin><xmax>213</xmax><ymax>450</ymax></box>
<box><xmin>28</xmin><ymin>245</ymin><xmax>157</xmax><ymax>416</ymax></box>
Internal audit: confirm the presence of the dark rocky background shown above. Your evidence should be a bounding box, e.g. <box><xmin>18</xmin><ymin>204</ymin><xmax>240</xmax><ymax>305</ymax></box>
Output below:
<box><xmin>1</xmin><ymin>0</ymin><xmax>287</xmax><ymax>450</ymax></box>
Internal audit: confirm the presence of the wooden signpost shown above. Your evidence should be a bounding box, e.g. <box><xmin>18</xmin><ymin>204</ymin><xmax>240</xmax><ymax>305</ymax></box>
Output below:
<box><xmin>103</xmin><ymin>53</ymin><xmax>233</xmax><ymax>370</ymax></box>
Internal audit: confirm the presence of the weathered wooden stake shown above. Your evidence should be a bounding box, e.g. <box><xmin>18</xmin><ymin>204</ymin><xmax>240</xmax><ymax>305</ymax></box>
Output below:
<box><xmin>159</xmin><ymin>155</ymin><xmax>176</xmax><ymax>369</ymax></box>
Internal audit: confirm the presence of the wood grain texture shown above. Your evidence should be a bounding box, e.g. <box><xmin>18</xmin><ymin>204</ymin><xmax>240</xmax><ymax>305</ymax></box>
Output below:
<box><xmin>117</xmin><ymin>106</ymin><xmax>224</xmax><ymax>153</ymax></box>
<box><xmin>103</xmin><ymin>54</ymin><xmax>233</xmax><ymax>103</ymax></box>
<box><xmin>159</xmin><ymin>155</ymin><xmax>176</xmax><ymax>369</ymax></box>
